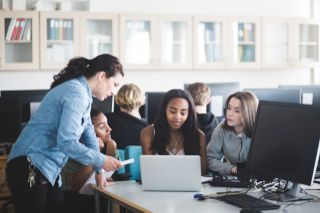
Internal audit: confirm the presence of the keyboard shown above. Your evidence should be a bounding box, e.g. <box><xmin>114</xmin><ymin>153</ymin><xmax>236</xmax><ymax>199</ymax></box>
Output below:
<box><xmin>217</xmin><ymin>193</ymin><xmax>281</xmax><ymax>210</ymax></box>
<box><xmin>209</xmin><ymin>176</ymin><xmax>250</xmax><ymax>188</ymax></box>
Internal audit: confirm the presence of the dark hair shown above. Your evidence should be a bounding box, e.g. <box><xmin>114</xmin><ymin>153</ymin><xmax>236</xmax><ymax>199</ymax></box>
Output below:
<box><xmin>153</xmin><ymin>89</ymin><xmax>200</xmax><ymax>155</ymax></box>
<box><xmin>50</xmin><ymin>54</ymin><xmax>124</xmax><ymax>89</ymax></box>
<box><xmin>90</xmin><ymin>108</ymin><xmax>102</xmax><ymax>121</ymax></box>
<box><xmin>222</xmin><ymin>91</ymin><xmax>258</xmax><ymax>137</ymax></box>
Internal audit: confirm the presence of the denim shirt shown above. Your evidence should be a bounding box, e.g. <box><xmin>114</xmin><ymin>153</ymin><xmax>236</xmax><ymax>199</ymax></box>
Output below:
<box><xmin>8</xmin><ymin>76</ymin><xmax>105</xmax><ymax>187</ymax></box>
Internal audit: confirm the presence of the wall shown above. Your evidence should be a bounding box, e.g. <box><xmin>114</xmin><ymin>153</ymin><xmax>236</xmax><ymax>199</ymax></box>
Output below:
<box><xmin>0</xmin><ymin>0</ymin><xmax>317</xmax><ymax>92</ymax></box>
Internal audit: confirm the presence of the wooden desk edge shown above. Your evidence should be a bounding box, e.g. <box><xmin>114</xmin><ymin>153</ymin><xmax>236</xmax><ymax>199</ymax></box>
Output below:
<box><xmin>92</xmin><ymin>184</ymin><xmax>152</xmax><ymax>213</ymax></box>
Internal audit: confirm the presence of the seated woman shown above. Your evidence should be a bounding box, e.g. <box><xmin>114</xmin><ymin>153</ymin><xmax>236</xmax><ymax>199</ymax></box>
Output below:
<box><xmin>207</xmin><ymin>91</ymin><xmax>258</xmax><ymax>176</ymax></box>
<box><xmin>107</xmin><ymin>83</ymin><xmax>147</xmax><ymax>149</ymax></box>
<box><xmin>62</xmin><ymin>108</ymin><xmax>118</xmax><ymax>213</ymax></box>
<box><xmin>140</xmin><ymin>89</ymin><xmax>207</xmax><ymax>175</ymax></box>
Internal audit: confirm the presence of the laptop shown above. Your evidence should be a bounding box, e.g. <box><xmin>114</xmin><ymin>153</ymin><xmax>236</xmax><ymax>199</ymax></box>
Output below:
<box><xmin>140</xmin><ymin>155</ymin><xmax>202</xmax><ymax>191</ymax></box>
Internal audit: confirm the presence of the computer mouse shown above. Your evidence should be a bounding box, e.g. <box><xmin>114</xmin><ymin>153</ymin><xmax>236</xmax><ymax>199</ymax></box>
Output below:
<box><xmin>240</xmin><ymin>208</ymin><xmax>262</xmax><ymax>213</ymax></box>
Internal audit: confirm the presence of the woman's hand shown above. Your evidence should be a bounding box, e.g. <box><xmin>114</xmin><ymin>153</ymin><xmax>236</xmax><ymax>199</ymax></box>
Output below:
<box><xmin>95</xmin><ymin>171</ymin><xmax>114</xmax><ymax>188</ymax></box>
<box><xmin>97</xmin><ymin>137</ymin><xmax>105</xmax><ymax>150</ymax></box>
<box><xmin>102</xmin><ymin>156</ymin><xmax>122</xmax><ymax>172</ymax></box>
<box><xmin>95</xmin><ymin>172</ymin><xmax>107</xmax><ymax>187</ymax></box>
<box><xmin>230</xmin><ymin>166</ymin><xmax>238</xmax><ymax>175</ymax></box>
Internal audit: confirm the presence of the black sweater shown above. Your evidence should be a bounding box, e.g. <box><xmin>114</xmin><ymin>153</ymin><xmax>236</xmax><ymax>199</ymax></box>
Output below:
<box><xmin>106</xmin><ymin>111</ymin><xmax>148</xmax><ymax>149</ymax></box>
<box><xmin>197</xmin><ymin>112</ymin><xmax>219</xmax><ymax>144</ymax></box>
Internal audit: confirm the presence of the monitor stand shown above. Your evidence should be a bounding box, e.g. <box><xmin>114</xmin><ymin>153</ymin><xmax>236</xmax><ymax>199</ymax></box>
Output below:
<box><xmin>264</xmin><ymin>182</ymin><xmax>314</xmax><ymax>202</ymax></box>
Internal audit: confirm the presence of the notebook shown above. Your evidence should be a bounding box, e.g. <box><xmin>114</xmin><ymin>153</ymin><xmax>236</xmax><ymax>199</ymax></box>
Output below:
<box><xmin>140</xmin><ymin>155</ymin><xmax>202</xmax><ymax>191</ymax></box>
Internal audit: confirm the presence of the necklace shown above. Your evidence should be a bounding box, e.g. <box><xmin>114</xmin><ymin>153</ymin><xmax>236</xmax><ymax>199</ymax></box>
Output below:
<box><xmin>168</xmin><ymin>133</ymin><xmax>183</xmax><ymax>155</ymax></box>
<box><xmin>168</xmin><ymin>134</ymin><xmax>182</xmax><ymax>155</ymax></box>
<box><xmin>169</xmin><ymin>142</ymin><xmax>179</xmax><ymax>155</ymax></box>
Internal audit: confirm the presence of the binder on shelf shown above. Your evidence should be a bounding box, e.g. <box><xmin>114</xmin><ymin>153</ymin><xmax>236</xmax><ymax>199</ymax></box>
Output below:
<box><xmin>63</xmin><ymin>20</ymin><xmax>68</xmax><ymax>40</ymax></box>
<box><xmin>59</xmin><ymin>20</ymin><xmax>63</xmax><ymax>40</ymax></box>
<box><xmin>22</xmin><ymin>19</ymin><xmax>31</xmax><ymax>41</ymax></box>
<box><xmin>16</xmin><ymin>18</ymin><xmax>26</xmax><ymax>40</ymax></box>
<box><xmin>10</xmin><ymin>18</ymin><xmax>20</xmax><ymax>40</ymax></box>
<box><xmin>238</xmin><ymin>22</ymin><xmax>244</xmax><ymax>42</ymax></box>
<box><xmin>66</xmin><ymin>20</ymin><xmax>73</xmax><ymax>40</ymax></box>
<box><xmin>5</xmin><ymin>18</ymin><xmax>16</xmax><ymax>41</ymax></box>
<box><xmin>48</xmin><ymin>19</ymin><xmax>55</xmax><ymax>40</ymax></box>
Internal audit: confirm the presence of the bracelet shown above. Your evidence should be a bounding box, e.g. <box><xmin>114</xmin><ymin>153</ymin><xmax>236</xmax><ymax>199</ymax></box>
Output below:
<box><xmin>95</xmin><ymin>169</ymin><xmax>103</xmax><ymax>174</ymax></box>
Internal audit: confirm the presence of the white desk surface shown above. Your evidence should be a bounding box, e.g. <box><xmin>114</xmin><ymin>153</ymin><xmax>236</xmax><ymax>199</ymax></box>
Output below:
<box><xmin>93</xmin><ymin>180</ymin><xmax>320</xmax><ymax>213</ymax></box>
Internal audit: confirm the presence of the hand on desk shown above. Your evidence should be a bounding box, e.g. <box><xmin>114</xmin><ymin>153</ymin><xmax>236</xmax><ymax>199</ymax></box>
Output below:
<box><xmin>95</xmin><ymin>172</ymin><xmax>114</xmax><ymax>187</ymax></box>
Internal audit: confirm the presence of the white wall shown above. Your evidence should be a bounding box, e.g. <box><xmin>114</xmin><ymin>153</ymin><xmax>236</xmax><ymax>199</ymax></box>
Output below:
<box><xmin>0</xmin><ymin>0</ymin><xmax>316</xmax><ymax>92</ymax></box>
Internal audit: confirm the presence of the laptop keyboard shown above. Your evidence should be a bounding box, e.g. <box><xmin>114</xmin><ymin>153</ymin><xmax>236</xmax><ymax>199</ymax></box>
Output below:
<box><xmin>217</xmin><ymin>193</ymin><xmax>281</xmax><ymax>210</ymax></box>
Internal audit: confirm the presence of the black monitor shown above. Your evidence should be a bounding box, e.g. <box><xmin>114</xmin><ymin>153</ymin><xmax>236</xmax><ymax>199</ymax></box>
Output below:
<box><xmin>92</xmin><ymin>96</ymin><xmax>114</xmax><ymax>114</ymax></box>
<box><xmin>0</xmin><ymin>89</ymin><xmax>48</xmax><ymax>143</ymax></box>
<box><xmin>246</xmin><ymin>101</ymin><xmax>320</xmax><ymax>201</ymax></box>
<box><xmin>185</xmin><ymin>82</ymin><xmax>241</xmax><ymax>118</ymax></box>
<box><xmin>244</xmin><ymin>88</ymin><xmax>301</xmax><ymax>104</ymax></box>
<box><xmin>279</xmin><ymin>85</ymin><xmax>320</xmax><ymax>106</ymax></box>
<box><xmin>145</xmin><ymin>92</ymin><xmax>166</xmax><ymax>124</ymax></box>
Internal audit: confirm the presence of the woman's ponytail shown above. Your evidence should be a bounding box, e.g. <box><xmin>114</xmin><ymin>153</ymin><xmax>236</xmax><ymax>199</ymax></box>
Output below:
<box><xmin>50</xmin><ymin>54</ymin><xmax>124</xmax><ymax>89</ymax></box>
<box><xmin>50</xmin><ymin>57</ymin><xmax>90</xmax><ymax>89</ymax></box>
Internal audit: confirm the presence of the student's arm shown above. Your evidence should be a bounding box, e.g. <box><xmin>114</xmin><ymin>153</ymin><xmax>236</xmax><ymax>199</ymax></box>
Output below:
<box><xmin>207</xmin><ymin>126</ymin><xmax>233</xmax><ymax>175</ymax></box>
<box><xmin>198</xmin><ymin>130</ymin><xmax>207</xmax><ymax>175</ymax></box>
<box><xmin>140</xmin><ymin>125</ymin><xmax>155</xmax><ymax>155</ymax></box>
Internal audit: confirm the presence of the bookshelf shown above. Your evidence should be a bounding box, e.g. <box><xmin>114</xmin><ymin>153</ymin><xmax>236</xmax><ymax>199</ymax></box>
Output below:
<box><xmin>80</xmin><ymin>12</ymin><xmax>119</xmax><ymax>59</ymax></box>
<box><xmin>194</xmin><ymin>16</ymin><xmax>261</xmax><ymax>69</ymax></box>
<box><xmin>293</xmin><ymin>18</ymin><xmax>320</xmax><ymax>68</ymax></box>
<box><xmin>120</xmin><ymin>14</ymin><xmax>157</xmax><ymax>70</ymax></box>
<box><xmin>229</xmin><ymin>17</ymin><xmax>261</xmax><ymax>69</ymax></box>
<box><xmin>0</xmin><ymin>12</ymin><xmax>319</xmax><ymax>71</ymax></box>
<box><xmin>193</xmin><ymin>16</ymin><xmax>227</xmax><ymax>69</ymax></box>
<box><xmin>157</xmin><ymin>15</ymin><xmax>193</xmax><ymax>69</ymax></box>
<box><xmin>0</xmin><ymin>11</ymin><xmax>39</xmax><ymax>70</ymax></box>
<box><xmin>40</xmin><ymin>12</ymin><xmax>80</xmax><ymax>70</ymax></box>
<box><xmin>262</xmin><ymin>17</ymin><xmax>293</xmax><ymax>69</ymax></box>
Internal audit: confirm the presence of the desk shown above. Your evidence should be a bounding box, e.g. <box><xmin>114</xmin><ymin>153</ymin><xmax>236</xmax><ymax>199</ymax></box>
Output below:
<box><xmin>93</xmin><ymin>181</ymin><xmax>320</xmax><ymax>213</ymax></box>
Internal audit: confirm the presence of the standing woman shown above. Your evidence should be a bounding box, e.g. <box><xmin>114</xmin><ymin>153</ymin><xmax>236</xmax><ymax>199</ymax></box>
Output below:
<box><xmin>6</xmin><ymin>54</ymin><xmax>124</xmax><ymax>213</ymax></box>
<box><xmin>140</xmin><ymin>89</ymin><xmax>207</xmax><ymax>175</ymax></box>
<box><xmin>207</xmin><ymin>91</ymin><xmax>258</xmax><ymax>176</ymax></box>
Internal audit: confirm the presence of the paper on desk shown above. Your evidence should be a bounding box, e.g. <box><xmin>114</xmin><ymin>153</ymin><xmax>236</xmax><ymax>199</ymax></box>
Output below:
<box><xmin>79</xmin><ymin>169</ymin><xmax>114</xmax><ymax>195</ymax></box>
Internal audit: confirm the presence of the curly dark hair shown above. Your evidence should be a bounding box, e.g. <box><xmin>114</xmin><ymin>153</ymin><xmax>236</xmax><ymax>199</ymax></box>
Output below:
<box><xmin>50</xmin><ymin>54</ymin><xmax>124</xmax><ymax>89</ymax></box>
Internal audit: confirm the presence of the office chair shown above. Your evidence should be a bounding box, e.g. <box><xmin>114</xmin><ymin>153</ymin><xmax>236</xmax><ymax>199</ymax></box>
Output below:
<box><xmin>124</xmin><ymin>146</ymin><xmax>142</xmax><ymax>180</ymax></box>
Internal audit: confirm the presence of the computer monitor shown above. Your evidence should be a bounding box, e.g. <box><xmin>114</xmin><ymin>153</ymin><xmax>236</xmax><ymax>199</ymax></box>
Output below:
<box><xmin>92</xmin><ymin>96</ymin><xmax>114</xmax><ymax>114</ymax></box>
<box><xmin>145</xmin><ymin>92</ymin><xmax>166</xmax><ymax>124</ymax></box>
<box><xmin>246</xmin><ymin>101</ymin><xmax>320</xmax><ymax>201</ymax></box>
<box><xmin>0</xmin><ymin>89</ymin><xmax>48</xmax><ymax>143</ymax></box>
<box><xmin>185</xmin><ymin>82</ymin><xmax>241</xmax><ymax>118</ymax></box>
<box><xmin>244</xmin><ymin>88</ymin><xmax>301</xmax><ymax>104</ymax></box>
<box><xmin>279</xmin><ymin>85</ymin><xmax>320</xmax><ymax>106</ymax></box>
